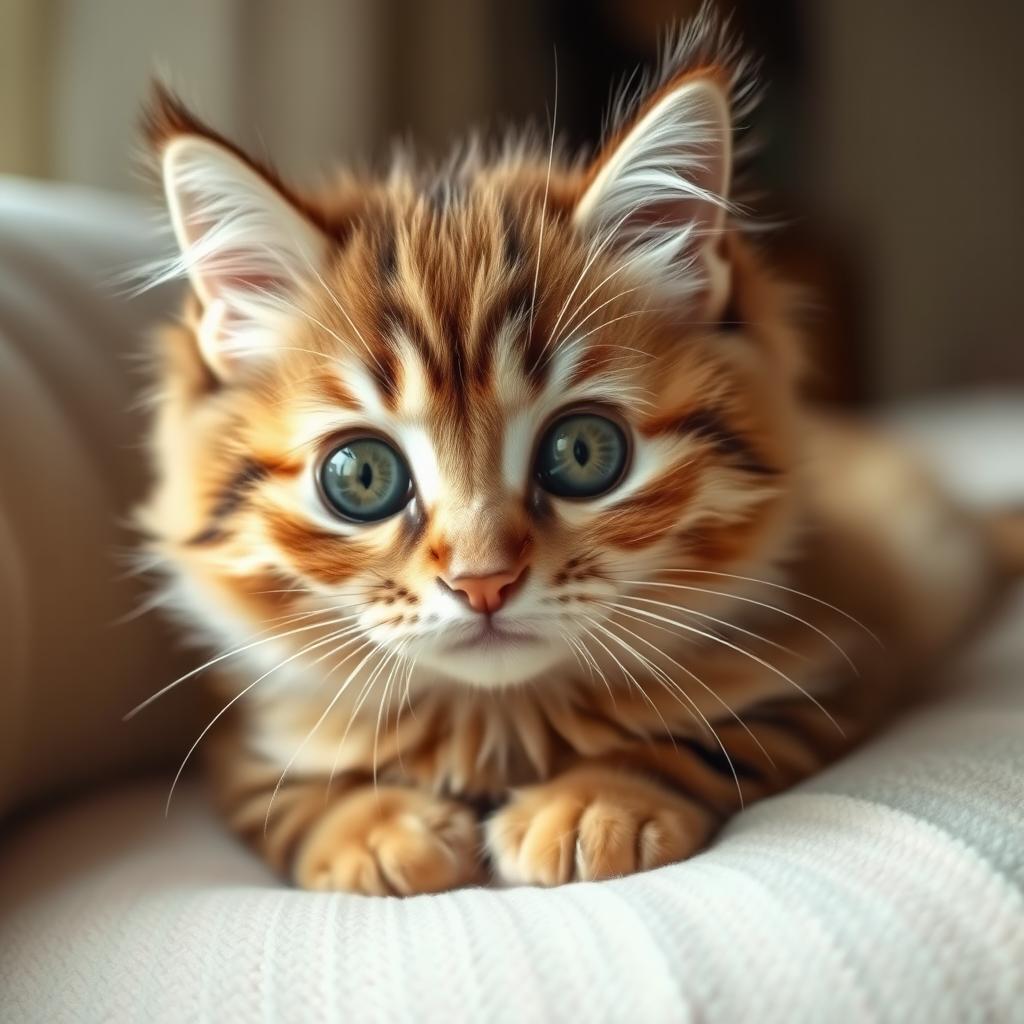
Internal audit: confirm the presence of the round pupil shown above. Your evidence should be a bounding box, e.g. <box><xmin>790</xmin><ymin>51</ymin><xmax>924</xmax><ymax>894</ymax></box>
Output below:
<box><xmin>320</xmin><ymin>438</ymin><xmax>410</xmax><ymax>521</ymax></box>
<box><xmin>536</xmin><ymin>413</ymin><xmax>627</xmax><ymax>498</ymax></box>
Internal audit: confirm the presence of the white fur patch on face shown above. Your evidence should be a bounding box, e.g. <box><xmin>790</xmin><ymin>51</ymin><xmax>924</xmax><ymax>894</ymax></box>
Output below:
<box><xmin>502</xmin><ymin>413</ymin><xmax>537</xmax><ymax>492</ymax></box>
<box><xmin>397</xmin><ymin>424</ymin><xmax>443</xmax><ymax>507</ymax></box>
<box><xmin>339</xmin><ymin>357</ymin><xmax>388</xmax><ymax>418</ymax></box>
<box><xmin>493</xmin><ymin>317</ymin><xmax>534</xmax><ymax>407</ymax></box>
<box><xmin>394</xmin><ymin>336</ymin><xmax>431</xmax><ymax>420</ymax></box>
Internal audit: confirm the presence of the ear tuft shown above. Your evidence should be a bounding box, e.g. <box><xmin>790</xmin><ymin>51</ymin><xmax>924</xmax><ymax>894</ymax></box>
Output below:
<box><xmin>141</xmin><ymin>81</ymin><xmax>216</xmax><ymax>153</ymax></box>
<box><xmin>575</xmin><ymin>7</ymin><xmax>756</xmax><ymax>318</ymax></box>
<box><xmin>143</xmin><ymin>85</ymin><xmax>329</xmax><ymax>381</ymax></box>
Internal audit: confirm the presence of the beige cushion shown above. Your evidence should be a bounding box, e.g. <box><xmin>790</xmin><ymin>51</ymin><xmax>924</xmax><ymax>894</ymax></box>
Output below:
<box><xmin>0</xmin><ymin>178</ymin><xmax>194</xmax><ymax>818</ymax></box>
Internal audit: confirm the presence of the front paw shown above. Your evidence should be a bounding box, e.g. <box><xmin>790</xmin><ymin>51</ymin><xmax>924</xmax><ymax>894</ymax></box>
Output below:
<box><xmin>486</xmin><ymin>766</ymin><xmax>714</xmax><ymax>886</ymax></box>
<box><xmin>293</xmin><ymin>787</ymin><xmax>482</xmax><ymax>895</ymax></box>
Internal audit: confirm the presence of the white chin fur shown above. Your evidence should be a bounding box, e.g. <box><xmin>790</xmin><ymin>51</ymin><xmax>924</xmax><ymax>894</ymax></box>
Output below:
<box><xmin>415</xmin><ymin>638</ymin><xmax>569</xmax><ymax>688</ymax></box>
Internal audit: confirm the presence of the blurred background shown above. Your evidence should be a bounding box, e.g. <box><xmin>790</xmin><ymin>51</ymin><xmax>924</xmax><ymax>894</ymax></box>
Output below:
<box><xmin>1</xmin><ymin>0</ymin><xmax>1021</xmax><ymax>403</ymax></box>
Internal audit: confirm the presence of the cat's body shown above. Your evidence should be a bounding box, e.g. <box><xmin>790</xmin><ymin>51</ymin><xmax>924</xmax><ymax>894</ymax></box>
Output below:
<box><xmin>139</xmin><ymin>15</ymin><xmax>1020</xmax><ymax>894</ymax></box>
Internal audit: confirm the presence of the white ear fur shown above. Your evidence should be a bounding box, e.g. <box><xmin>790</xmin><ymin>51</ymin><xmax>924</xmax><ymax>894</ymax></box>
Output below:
<box><xmin>161</xmin><ymin>136</ymin><xmax>328</xmax><ymax>380</ymax></box>
<box><xmin>574</xmin><ymin>79</ymin><xmax>733</xmax><ymax>317</ymax></box>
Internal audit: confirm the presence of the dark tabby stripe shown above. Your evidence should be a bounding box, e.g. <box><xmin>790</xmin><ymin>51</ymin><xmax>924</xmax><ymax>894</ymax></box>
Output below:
<box><xmin>670</xmin><ymin>734</ymin><xmax>766</xmax><ymax>782</ymax></box>
<box><xmin>186</xmin><ymin>460</ymin><xmax>269</xmax><ymax>545</ymax></box>
<box><xmin>670</xmin><ymin>409</ymin><xmax>778</xmax><ymax>476</ymax></box>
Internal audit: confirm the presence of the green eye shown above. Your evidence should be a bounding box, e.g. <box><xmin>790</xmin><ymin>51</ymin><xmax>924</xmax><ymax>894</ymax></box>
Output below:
<box><xmin>535</xmin><ymin>412</ymin><xmax>629</xmax><ymax>498</ymax></box>
<box><xmin>320</xmin><ymin>437</ymin><xmax>412</xmax><ymax>522</ymax></box>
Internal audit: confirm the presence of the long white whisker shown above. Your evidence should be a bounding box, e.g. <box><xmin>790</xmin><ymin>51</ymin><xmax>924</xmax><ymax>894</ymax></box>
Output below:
<box><xmin>527</xmin><ymin>52</ymin><xmax>558</xmax><ymax>346</ymax></box>
<box><xmin>370</xmin><ymin>642</ymin><xmax>409</xmax><ymax>794</ymax></box>
<box><xmin>596</xmin><ymin>613</ymin><xmax>748</xmax><ymax>806</ymax></box>
<box><xmin>326</xmin><ymin>644</ymin><xmax>395</xmax><ymax>796</ymax></box>
<box><xmin>578</xmin><ymin>622</ymin><xmax>635</xmax><ymax>697</ymax></box>
<box><xmin>604</xmin><ymin>599</ymin><xmax>843</xmax><ymax>736</ymax></box>
<box><xmin>650</xmin><ymin>569</ymin><xmax>882</xmax><ymax>646</ymax></box>
<box><xmin>544</xmin><ymin>209</ymin><xmax>679</xmax><ymax>360</ymax></box>
<box><xmin>303</xmin><ymin>258</ymin><xmax>389</xmax><ymax>376</ymax></box>
<box><xmin>569</xmin><ymin>629</ymin><xmax>615</xmax><ymax>702</ymax></box>
<box><xmin>619</xmin><ymin>580</ymin><xmax>860</xmax><ymax>677</ymax></box>
<box><xmin>563</xmin><ymin>634</ymin><xmax>593</xmax><ymax>682</ymax></box>
<box><xmin>387</xmin><ymin>642</ymin><xmax>415</xmax><ymax>775</ymax></box>
<box><xmin>262</xmin><ymin>635</ymin><xmax>377</xmax><ymax>832</ymax></box>
<box><xmin>617</xmin><ymin>592</ymin><xmax>807</xmax><ymax>663</ymax></box>
<box><xmin>541</xmin><ymin>308</ymin><xmax>665</xmax><ymax>373</ymax></box>
<box><xmin>547</xmin><ymin>283</ymin><xmax>644</xmax><ymax>353</ymax></box>
<box><xmin>164</xmin><ymin>623</ymin><xmax>359</xmax><ymax>816</ymax></box>
<box><xmin>305</xmin><ymin>623</ymin><xmax>372</xmax><ymax>667</ymax></box>
<box><xmin>125</xmin><ymin>612</ymin><xmax>361</xmax><ymax>720</ymax></box>
<box><xmin>541</xmin><ymin>199</ymin><xmax>651</xmax><ymax>358</ymax></box>
<box><xmin>578</xmin><ymin>615</ymin><xmax>679</xmax><ymax>751</ymax></box>
<box><xmin>583</xmin><ymin>612</ymin><xmax>701</xmax><ymax>736</ymax></box>
<box><xmin>598</xmin><ymin>601</ymin><xmax>777</xmax><ymax>772</ymax></box>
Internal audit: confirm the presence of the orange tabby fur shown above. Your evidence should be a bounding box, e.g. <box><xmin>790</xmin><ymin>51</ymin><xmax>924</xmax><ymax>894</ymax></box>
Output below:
<box><xmin>138</xmin><ymin>14</ymin><xmax>1019</xmax><ymax>894</ymax></box>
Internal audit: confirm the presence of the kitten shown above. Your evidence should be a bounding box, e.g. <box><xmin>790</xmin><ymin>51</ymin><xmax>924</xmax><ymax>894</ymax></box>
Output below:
<box><xmin>137</xmin><ymin>12</ymin><xmax>1021</xmax><ymax>894</ymax></box>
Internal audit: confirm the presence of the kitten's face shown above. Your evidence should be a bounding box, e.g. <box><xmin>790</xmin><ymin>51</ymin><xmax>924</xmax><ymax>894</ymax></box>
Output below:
<box><xmin>143</xmin><ymin>60</ymin><xmax>799</xmax><ymax>693</ymax></box>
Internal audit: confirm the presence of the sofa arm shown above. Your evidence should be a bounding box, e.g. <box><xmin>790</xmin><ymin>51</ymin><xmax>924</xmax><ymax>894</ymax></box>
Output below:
<box><xmin>0</xmin><ymin>177</ymin><xmax>193</xmax><ymax>819</ymax></box>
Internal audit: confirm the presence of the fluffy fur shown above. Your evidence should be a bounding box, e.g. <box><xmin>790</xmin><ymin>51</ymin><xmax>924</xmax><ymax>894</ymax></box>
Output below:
<box><xmin>137</xmin><ymin>11</ymin><xmax>1019</xmax><ymax>894</ymax></box>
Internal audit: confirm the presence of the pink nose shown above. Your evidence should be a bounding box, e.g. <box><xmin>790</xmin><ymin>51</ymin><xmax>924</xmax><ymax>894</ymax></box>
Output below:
<box><xmin>440</xmin><ymin>562</ymin><xmax>528</xmax><ymax>614</ymax></box>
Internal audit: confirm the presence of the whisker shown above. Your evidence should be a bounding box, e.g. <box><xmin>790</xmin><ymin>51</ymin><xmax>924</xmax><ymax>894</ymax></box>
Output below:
<box><xmin>555</xmin><ymin>282</ymin><xmax>642</xmax><ymax>340</ymax></box>
<box><xmin>618</xmin><ymin>579</ymin><xmax>860</xmax><ymax>677</ymax></box>
<box><xmin>546</xmin><ymin>213</ymin><xmax>677</xmax><ymax>359</ymax></box>
<box><xmin>263</xmin><ymin>635</ymin><xmax>382</xmax><ymax>830</ymax></box>
<box><xmin>540</xmin><ymin>308</ymin><xmax>665</xmax><ymax>375</ymax></box>
<box><xmin>385</xmin><ymin>641</ymin><xmax>414</xmax><ymax>767</ymax></box>
<box><xmin>540</xmin><ymin>199</ymin><xmax>651</xmax><ymax>359</ymax></box>
<box><xmin>648</xmin><ymin>569</ymin><xmax>882</xmax><ymax>647</ymax></box>
<box><xmin>326</xmin><ymin>644</ymin><xmax>394</xmax><ymax>797</ymax></box>
<box><xmin>165</xmin><ymin>622</ymin><xmax>359</xmax><ymax>816</ymax></box>
<box><xmin>125</xmin><ymin>611</ymin><xmax>361</xmax><ymax>720</ymax></box>
<box><xmin>527</xmin><ymin>50</ymin><xmax>558</xmax><ymax>346</ymax></box>
<box><xmin>596</xmin><ymin>613</ymin><xmax>749</xmax><ymax>806</ymax></box>
<box><xmin>615</xmin><ymin>593</ymin><xmax>807</xmax><ymax>663</ymax></box>
<box><xmin>573</xmin><ymin>625</ymin><xmax>618</xmax><ymax>704</ymax></box>
<box><xmin>304</xmin><ymin>624</ymin><xmax>371</xmax><ymax>668</ymax></box>
<box><xmin>597</xmin><ymin>601</ymin><xmax>777</xmax><ymax>773</ymax></box>
<box><xmin>303</xmin><ymin>258</ymin><xmax>389</xmax><ymax>376</ymax></box>
<box><xmin>577</xmin><ymin>615</ymin><xmax>679</xmax><ymax>751</ymax></box>
<box><xmin>601</xmin><ymin>599</ymin><xmax>844</xmax><ymax>737</ymax></box>
<box><xmin>563</xmin><ymin>634</ymin><xmax>594</xmax><ymax>683</ymax></box>
<box><xmin>399</xmin><ymin>647</ymin><xmax>420</xmax><ymax>726</ymax></box>
<box><xmin>371</xmin><ymin>641</ymin><xmax>409</xmax><ymax>795</ymax></box>
<box><xmin>584</xmin><ymin>610</ymin><xmax>709</xmax><ymax>738</ymax></box>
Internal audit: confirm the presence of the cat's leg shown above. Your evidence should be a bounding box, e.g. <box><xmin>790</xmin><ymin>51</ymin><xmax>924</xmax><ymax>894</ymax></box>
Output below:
<box><xmin>208</xmin><ymin>727</ymin><xmax>483</xmax><ymax>894</ymax></box>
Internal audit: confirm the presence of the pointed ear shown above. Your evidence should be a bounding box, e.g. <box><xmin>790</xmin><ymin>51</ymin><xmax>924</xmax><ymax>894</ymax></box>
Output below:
<box><xmin>146</xmin><ymin>87</ymin><xmax>329</xmax><ymax>381</ymax></box>
<box><xmin>574</xmin><ymin>74</ymin><xmax>733</xmax><ymax>318</ymax></box>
